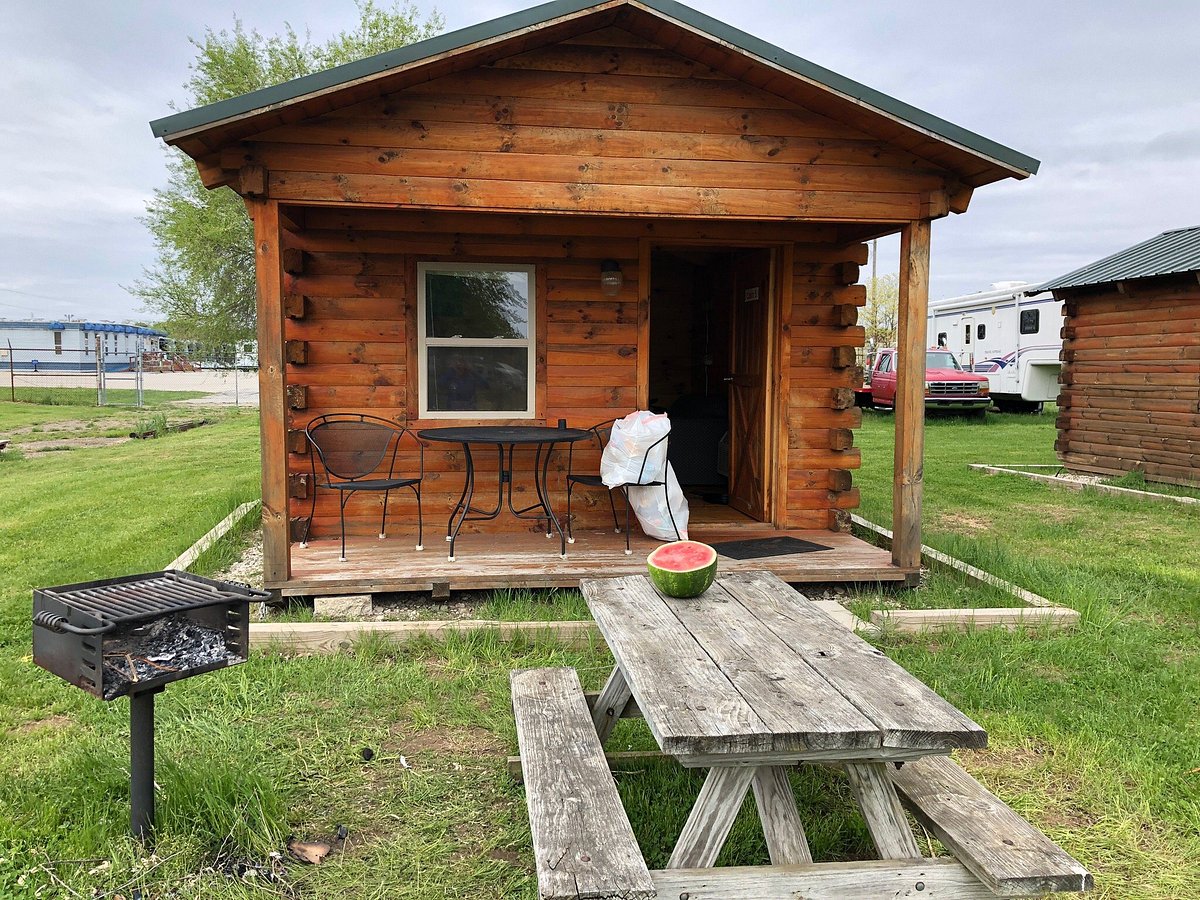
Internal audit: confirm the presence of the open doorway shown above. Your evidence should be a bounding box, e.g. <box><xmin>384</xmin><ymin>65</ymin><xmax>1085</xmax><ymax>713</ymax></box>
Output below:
<box><xmin>648</xmin><ymin>246</ymin><xmax>774</xmax><ymax>525</ymax></box>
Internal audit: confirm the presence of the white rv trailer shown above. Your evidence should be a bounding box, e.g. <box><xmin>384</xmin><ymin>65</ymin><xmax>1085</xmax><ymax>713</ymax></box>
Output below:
<box><xmin>928</xmin><ymin>281</ymin><xmax>1063</xmax><ymax>412</ymax></box>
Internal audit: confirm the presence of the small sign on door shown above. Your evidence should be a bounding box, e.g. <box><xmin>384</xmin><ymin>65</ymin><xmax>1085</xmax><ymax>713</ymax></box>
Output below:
<box><xmin>743</xmin><ymin>287</ymin><xmax>760</xmax><ymax>303</ymax></box>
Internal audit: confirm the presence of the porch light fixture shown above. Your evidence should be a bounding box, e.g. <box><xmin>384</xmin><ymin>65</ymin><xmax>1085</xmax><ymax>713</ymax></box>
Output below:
<box><xmin>600</xmin><ymin>259</ymin><xmax>623</xmax><ymax>296</ymax></box>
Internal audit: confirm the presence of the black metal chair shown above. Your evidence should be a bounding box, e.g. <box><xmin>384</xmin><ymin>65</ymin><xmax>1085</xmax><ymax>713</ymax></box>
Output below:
<box><xmin>300</xmin><ymin>413</ymin><xmax>424</xmax><ymax>562</ymax></box>
<box><xmin>565</xmin><ymin>418</ymin><xmax>681</xmax><ymax>555</ymax></box>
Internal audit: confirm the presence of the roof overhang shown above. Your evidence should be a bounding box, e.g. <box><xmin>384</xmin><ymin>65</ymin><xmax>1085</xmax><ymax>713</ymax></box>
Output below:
<box><xmin>151</xmin><ymin>0</ymin><xmax>1038</xmax><ymax>189</ymax></box>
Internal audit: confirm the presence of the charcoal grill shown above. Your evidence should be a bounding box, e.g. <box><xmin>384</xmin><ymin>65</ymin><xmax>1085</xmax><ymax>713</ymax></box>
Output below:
<box><xmin>33</xmin><ymin>570</ymin><xmax>269</xmax><ymax>842</ymax></box>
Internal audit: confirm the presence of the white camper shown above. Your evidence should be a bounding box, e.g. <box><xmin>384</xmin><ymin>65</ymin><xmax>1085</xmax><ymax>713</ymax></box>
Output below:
<box><xmin>928</xmin><ymin>281</ymin><xmax>1063</xmax><ymax>412</ymax></box>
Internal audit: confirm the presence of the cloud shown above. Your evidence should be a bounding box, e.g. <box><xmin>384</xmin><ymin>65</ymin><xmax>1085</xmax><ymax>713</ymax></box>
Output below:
<box><xmin>1</xmin><ymin>0</ymin><xmax>1198</xmax><ymax>322</ymax></box>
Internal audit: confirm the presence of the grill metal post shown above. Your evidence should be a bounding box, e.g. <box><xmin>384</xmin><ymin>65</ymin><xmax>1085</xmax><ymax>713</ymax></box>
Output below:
<box><xmin>130</xmin><ymin>688</ymin><xmax>160</xmax><ymax>843</ymax></box>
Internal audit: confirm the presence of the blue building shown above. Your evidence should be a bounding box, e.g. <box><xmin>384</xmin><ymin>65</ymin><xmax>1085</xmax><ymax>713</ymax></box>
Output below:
<box><xmin>0</xmin><ymin>319</ymin><xmax>165</xmax><ymax>372</ymax></box>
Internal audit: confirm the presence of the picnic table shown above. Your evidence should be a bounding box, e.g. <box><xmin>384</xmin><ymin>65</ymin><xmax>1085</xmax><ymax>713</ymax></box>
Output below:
<box><xmin>510</xmin><ymin>571</ymin><xmax>1092</xmax><ymax>899</ymax></box>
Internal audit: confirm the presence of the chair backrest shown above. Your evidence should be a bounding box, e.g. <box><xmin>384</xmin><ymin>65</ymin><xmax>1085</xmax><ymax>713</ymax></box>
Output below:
<box><xmin>307</xmin><ymin>414</ymin><xmax>402</xmax><ymax>482</ymax></box>
<box><xmin>589</xmin><ymin>417</ymin><xmax>619</xmax><ymax>450</ymax></box>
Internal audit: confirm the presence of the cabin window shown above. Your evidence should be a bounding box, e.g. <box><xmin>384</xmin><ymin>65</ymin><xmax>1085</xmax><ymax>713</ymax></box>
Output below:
<box><xmin>976</xmin><ymin>324</ymin><xmax>986</xmax><ymax>341</ymax></box>
<box><xmin>417</xmin><ymin>262</ymin><xmax>535</xmax><ymax>418</ymax></box>
<box><xmin>1020</xmin><ymin>308</ymin><xmax>1040</xmax><ymax>334</ymax></box>
<box><xmin>53</xmin><ymin>331</ymin><xmax>63</xmax><ymax>355</ymax></box>
<box><xmin>963</xmin><ymin>324</ymin><xmax>971</xmax><ymax>344</ymax></box>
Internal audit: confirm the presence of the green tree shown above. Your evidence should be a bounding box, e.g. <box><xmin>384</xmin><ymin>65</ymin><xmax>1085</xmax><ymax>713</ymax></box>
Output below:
<box><xmin>862</xmin><ymin>273</ymin><xmax>899</xmax><ymax>352</ymax></box>
<box><xmin>133</xmin><ymin>1</ymin><xmax>443</xmax><ymax>345</ymax></box>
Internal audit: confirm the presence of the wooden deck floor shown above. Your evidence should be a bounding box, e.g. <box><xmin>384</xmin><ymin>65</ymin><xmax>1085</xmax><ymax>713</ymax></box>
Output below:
<box><xmin>279</xmin><ymin>526</ymin><xmax>907</xmax><ymax>596</ymax></box>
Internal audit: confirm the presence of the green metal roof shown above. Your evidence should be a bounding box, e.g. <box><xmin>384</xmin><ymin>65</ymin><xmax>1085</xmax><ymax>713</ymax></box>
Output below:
<box><xmin>148</xmin><ymin>0</ymin><xmax>1039</xmax><ymax>177</ymax></box>
<box><xmin>1040</xmin><ymin>226</ymin><xmax>1200</xmax><ymax>292</ymax></box>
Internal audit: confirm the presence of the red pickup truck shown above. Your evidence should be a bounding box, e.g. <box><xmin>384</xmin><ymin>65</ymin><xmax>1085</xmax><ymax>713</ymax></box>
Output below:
<box><xmin>857</xmin><ymin>348</ymin><xmax>991</xmax><ymax>414</ymax></box>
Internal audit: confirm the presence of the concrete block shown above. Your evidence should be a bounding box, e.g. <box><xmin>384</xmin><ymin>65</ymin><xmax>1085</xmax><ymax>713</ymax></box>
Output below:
<box><xmin>314</xmin><ymin>594</ymin><xmax>374</xmax><ymax>619</ymax></box>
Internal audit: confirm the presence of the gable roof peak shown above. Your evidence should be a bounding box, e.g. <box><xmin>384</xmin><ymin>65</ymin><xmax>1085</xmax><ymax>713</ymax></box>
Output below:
<box><xmin>150</xmin><ymin>0</ymin><xmax>1038</xmax><ymax>184</ymax></box>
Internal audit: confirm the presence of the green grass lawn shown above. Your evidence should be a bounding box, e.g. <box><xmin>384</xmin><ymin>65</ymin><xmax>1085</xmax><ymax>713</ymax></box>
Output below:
<box><xmin>0</xmin><ymin>403</ymin><xmax>1196</xmax><ymax>898</ymax></box>
<box><xmin>4</xmin><ymin>385</ymin><xmax>208</xmax><ymax>407</ymax></box>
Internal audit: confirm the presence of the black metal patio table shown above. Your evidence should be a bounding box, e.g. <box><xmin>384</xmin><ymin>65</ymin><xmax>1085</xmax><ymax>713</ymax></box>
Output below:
<box><xmin>416</xmin><ymin>425</ymin><xmax>592</xmax><ymax>561</ymax></box>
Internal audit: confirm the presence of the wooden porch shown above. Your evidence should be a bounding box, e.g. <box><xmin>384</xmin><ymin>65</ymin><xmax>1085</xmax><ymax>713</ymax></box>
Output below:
<box><xmin>277</xmin><ymin>526</ymin><xmax>909</xmax><ymax>596</ymax></box>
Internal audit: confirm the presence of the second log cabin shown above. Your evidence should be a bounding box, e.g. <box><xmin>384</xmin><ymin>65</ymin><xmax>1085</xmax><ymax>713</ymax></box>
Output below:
<box><xmin>1044</xmin><ymin>226</ymin><xmax>1200</xmax><ymax>488</ymax></box>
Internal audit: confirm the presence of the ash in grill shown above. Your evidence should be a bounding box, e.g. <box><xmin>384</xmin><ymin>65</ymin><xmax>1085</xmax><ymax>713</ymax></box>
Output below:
<box><xmin>100</xmin><ymin>614</ymin><xmax>240</xmax><ymax>700</ymax></box>
<box><xmin>33</xmin><ymin>570</ymin><xmax>261</xmax><ymax>699</ymax></box>
<box><xmin>33</xmin><ymin>570</ymin><xmax>269</xmax><ymax>842</ymax></box>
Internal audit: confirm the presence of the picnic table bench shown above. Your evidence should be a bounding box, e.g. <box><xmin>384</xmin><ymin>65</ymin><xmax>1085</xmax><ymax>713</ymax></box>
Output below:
<box><xmin>511</xmin><ymin>571</ymin><xmax>1092</xmax><ymax>899</ymax></box>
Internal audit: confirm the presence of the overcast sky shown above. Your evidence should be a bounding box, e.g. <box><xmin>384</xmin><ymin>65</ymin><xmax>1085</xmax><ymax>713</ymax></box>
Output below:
<box><xmin>1</xmin><ymin>0</ymin><xmax>1196</xmax><ymax>323</ymax></box>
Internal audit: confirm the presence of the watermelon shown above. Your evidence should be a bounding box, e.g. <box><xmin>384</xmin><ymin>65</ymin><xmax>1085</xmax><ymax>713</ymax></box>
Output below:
<box><xmin>647</xmin><ymin>541</ymin><xmax>718</xmax><ymax>598</ymax></box>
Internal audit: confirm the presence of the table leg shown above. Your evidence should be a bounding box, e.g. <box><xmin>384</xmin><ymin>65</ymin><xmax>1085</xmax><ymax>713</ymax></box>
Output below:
<box><xmin>446</xmin><ymin>442</ymin><xmax>474</xmax><ymax>560</ymax></box>
<box><xmin>444</xmin><ymin>442</ymin><xmax>471</xmax><ymax>545</ymax></box>
<box><xmin>752</xmin><ymin>766</ymin><xmax>813</xmax><ymax>864</ymax></box>
<box><xmin>667</xmin><ymin>766</ymin><xmax>755</xmax><ymax>869</ymax></box>
<box><xmin>844</xmin><ymin>762</ymin><xmax>922</xmax><ymax>859</ymax></box>
<box><xmin>529</xmin><ymin>442</ymin><xmax>552</xmax><ymax>538</ymax></box>
<box><xmin>591</xmin><ymin>666</ymin><xmax>632</xmax><ymax>745</ymax></box>
<box><xmin>539</xmin><ymin>441</ymin><xmax>568</xmax><ymax>557</ymax></box>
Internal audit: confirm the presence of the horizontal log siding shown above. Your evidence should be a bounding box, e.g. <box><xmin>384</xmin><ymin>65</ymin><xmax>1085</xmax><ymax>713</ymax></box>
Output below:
<box><xmin>1057</xmin><ymin>287</ymin><xmax>1200</xmax><ymax>487</ymax></box>
<box><xmin>283</xmin><ymin>212</ymin><xmax>640</xmax><ymax>537</ymax></box>
<box><xmin>230</xmin><ymin>27</ymin><xmax>945</xmax><ymax>221</ymax></box>
<box><xmin>786</xmin><ymin>247</ymin><xmax>867</xmax><ymax>529</ymax></box>
<box><xmin>280</xmin><ymin>209</ymin><xmax>863</xmax><ymax>537</ymax></box>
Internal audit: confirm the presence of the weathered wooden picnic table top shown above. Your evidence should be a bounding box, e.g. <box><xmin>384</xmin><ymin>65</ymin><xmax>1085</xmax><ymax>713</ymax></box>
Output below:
<box><xmin>581</xmin><ymin>570</ymin><xmax>987</xmax><ymax>765</ymax></box>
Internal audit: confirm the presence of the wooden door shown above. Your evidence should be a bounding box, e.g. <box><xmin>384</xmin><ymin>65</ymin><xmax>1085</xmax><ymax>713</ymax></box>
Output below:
<box><xmin>726</xmin><ymin>249</ymin><xmax>773</xmax><ymax>520</ymax></box>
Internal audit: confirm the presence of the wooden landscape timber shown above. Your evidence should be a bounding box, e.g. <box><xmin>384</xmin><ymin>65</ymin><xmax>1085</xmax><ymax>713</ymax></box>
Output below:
<box><xmin>154</xmin><ymin>3</ymin><xmax>1036</xmax><ymax>596</ymax></box>
<box><xmin>250</xmin><ymin>618</ymin><xmax>601</xmax><ymax>653</ymax></box>
<box><xmin>850</xmin><ymin>514</ymin><xmax>1081</xmax><ymax>633</ymax></box>
<box><xmin>969</xmin><ymin>464</ymin><xmax>1200</xmax><ymax>507</ymax></box>
<box><xmin>167</xmin><ymin>500</ymin><xmax>260</xmax><ymax>572</ymax></box>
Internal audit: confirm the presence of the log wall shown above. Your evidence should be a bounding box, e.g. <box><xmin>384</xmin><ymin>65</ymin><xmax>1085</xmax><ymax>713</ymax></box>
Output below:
<box><xmin>224</xmin><ymin>25</ymin><xmax>946</xmax><ymax>222</ymax></box>
<box><xmin>217</xmin><ymin>26</ymin><xmax>953</xmax><ymax>543</ymax></box>
<box><xmin>1056</xmin><ymin>280</ymin><xmax>1200</xmax><ymax>487</ymax></box>
<box><xmin>278</xmin><ymin>208</ymin><xmax>864</xmax><ymax>538</ymax></box>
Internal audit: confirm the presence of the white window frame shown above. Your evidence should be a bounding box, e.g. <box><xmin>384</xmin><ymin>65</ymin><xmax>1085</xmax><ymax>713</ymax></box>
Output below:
<box><xmin>417</xmin><ymin>262</ymin><xmax>536</xmax><ymax>419</ymax></box>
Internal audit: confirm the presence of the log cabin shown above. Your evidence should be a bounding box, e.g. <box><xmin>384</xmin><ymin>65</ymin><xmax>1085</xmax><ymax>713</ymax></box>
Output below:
<box><xmin>1043</xmin><ymin>226</ymin><xmax>1200</xmax><ymax>487</ymax></box>
<box><xmin>150</xmin><ymin>0</ymin><xmax>1039</xmax><ymax>597</ymax></box>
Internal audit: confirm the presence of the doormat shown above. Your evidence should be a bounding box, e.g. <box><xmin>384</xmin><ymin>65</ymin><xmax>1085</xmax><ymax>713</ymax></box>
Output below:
<box><xmin>709</xmin><ymin>536</ymin><xmax>832</xmax><ymax>560</ymax></box>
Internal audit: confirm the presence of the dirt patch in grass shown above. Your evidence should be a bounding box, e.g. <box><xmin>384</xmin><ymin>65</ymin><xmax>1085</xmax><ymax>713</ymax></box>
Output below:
<box><xmin>10</xmin><ymin>418</ymin><xmax>98</xmax><ymax>434</ymax></box>
<box><xmin>19</xmin><ymin>437</ymin><xmax>131</xmax><ymax>456</ymax></box>
<box><xmin>1027</xmin><ymin>661</ymin><xmax>1071</xmax><ymax>683</ymax></box>
<box><xmin>395</xmin><ymin>725</ymin><xmax>504</xmax><ymax>756</ymax></box>
<box><xmin>486</xmin><ymin>847</ymin><xmax>528</xmax><ymax>869</ymax></box>
<box><xmin>971</xmin><ymin>739</ymin><xmax>1058</xmax><ymax>773</ymax></box>
<box><xmin>1026</xmin><ymin>503</ymin><xmax>1082</xmax><ymax>524</ymax></box>
<box><xmin>967</xmin><ymin>741</ymin><xmax>1098</xmax><ymax>829</ymax></box>
<box><xmin>934</xmin><ymin>512</ymin><xmax>995</xmax><ymax>534</ymax></box>
<box><xmin>8</xmin><ymin>713</ymin><xmax>75</xmax><ymax>735</ymax></box>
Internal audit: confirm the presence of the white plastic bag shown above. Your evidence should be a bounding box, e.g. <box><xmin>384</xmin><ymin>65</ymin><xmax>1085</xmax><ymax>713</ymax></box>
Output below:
<box><xmin>601</xmin><ymin>410</ymin><xmax>671</xmax><ymax>487</ymax></box>
<box><xmin>601</xmin><ymin>410</ymin><xmax>689</xmax><ymax>541</ymax></box>
<box><xmin>627</xmin><ymin>465</ymin><xmax>690</xmax><ymax>542</ymax></box>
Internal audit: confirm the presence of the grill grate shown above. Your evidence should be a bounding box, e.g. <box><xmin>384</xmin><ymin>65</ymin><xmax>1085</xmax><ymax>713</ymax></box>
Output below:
<box><xmin>35</xmin><ymin>570</ymin><xmax>265</xmax><ymax>633</ymax></box>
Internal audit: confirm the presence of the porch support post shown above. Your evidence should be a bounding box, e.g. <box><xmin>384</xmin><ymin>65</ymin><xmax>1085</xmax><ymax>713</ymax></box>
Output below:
<box><xmin>892</xmin><ymin>219</ymin><xmax>931</xmax><ymax>572</ymax></box>
<box><xmin>250</xmin><ymin>198</ymin><xmax>291</xmax><ymax>583</ymax></box>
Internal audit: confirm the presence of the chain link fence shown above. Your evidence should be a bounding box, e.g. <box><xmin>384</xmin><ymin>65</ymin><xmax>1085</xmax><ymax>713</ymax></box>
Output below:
<box><xmin>2</xmin><ymin>338</ymin><xmax>258</xmax><ymax>408</ymax></box>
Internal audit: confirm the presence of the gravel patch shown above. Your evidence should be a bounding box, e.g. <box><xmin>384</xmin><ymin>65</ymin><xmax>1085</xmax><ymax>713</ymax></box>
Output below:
<box><xmin>214</xmin><ymin>529</ymin><xmax>265</xmax><ymax>589</ymax></box>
